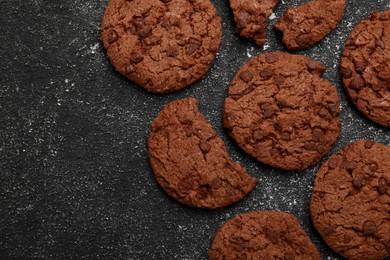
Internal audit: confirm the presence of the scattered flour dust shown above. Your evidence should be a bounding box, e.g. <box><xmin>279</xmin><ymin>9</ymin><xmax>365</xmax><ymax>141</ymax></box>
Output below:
<box><xmin>88</xmin><ymin>43</ymin><xmax>100</xmax><ymax>54</ymax></box>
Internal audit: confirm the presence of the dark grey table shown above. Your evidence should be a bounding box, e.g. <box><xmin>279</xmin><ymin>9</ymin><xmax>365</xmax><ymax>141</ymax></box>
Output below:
<box><xmin>1</xmin><ymin>0</ymin><xmax>389</xmax><ymax>259</ymax></box>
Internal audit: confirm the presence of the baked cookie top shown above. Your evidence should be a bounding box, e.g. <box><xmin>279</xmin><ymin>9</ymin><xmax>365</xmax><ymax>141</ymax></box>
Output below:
<box><xmin>208</xmin><ymin>211</ymin><xmax>321</xmax><ymax>260</ymax></box>
<box><xmin>101</xmin><ymin>0</ymin><xmax>222</xmax><ymax>93</ymax></box>
<box><xmin>341</xmin><ymin>10</ymin><xmax>390</xmax><ymax>127</ymax></box>
<box><xmin>310</xmin><ymin>140</ymin><xmax>390</xmax><ymax>260</ymax></box>
<box><xmin>275</xmin><ymin>0</ymin><xmax>345</xmax><ymax>50</ymax></box>
<box><xmin>224</xmin><ymin>52</ymin><xmax>341</xmax><ymax>171</ymax></box>
<box><xmin>148</xmin><ymin>98</ymin><xmax>258</xmax><ymax>209</ymax></box>
<box><xmin>230</xmin><ymin>0</ymin><xmax>279</xmax><ymax>46</ymax></box>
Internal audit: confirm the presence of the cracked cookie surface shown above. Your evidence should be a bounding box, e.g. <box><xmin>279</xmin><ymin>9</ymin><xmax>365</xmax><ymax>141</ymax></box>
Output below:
<box><xmin>148</xmin><ymin>98</ymin><xmax>257</xmax><ymax>209</ymax></box>
<box><xmin>208</xmin><ymin>211</ymin><xmax>321</xmax><ymax>260</ymax></box>
<box><xmin>310</xmin><ymin>140</ymin><xmax>390</xmax><ymax>260</ymax></box>
<box><xmin>224</xmin><ymin>52</ymin><xmax>341</xmax><ymax>171</ymax></box>
<box><xmin>275</xmin><ymin>0</ymin><xmax>345</xmax><ymax>50</ymax></box>
<box><xmin>230</xmin><ymin>0</ymin><xmax>279</xmax><ymax>46</ymax></box>
<box><xmin>101</xmin><ymin>0</ymin><xmax>222</xmax><ymax>93</ymax></box>
<box><xmin>341</xmin><ymin>10</ymin><xmax>390</xmax><ymax>127</ymax></box>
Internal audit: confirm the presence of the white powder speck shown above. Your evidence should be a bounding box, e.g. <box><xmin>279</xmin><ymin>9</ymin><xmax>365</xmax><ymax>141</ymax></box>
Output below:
<box><xmin>65</xmin><ymin>79</ymin><xmax>69</xmax><ymax>84</ymax></box>
<box><xmin>246</xmin><ymin>47</ymin><xmax>255</xmax><ymax>58</ymax></box>
<box><xmin>89</xmin><ymin>43</ymin><xmax>100</xmax><ymax>54</ymax></box>
<box><xmin>269</xmin><ymin>13</ymin><xmax>276</xmax><ymax>20</ymax></box>
<box><xmin>263</xmin><ymin>44</ymin><xmax>270</xmax><ymax>50</ymax></box>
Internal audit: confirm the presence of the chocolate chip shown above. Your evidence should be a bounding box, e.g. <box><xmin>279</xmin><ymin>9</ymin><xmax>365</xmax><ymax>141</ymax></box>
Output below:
<box><xmin>180</xmin><ymin>177</ymin><xmax>193</xmax><ymax>193</ymax></box>
<box><xmin>236</xmin><ymin>11</ymin><xmax>251</xmax><ymax>29</ymax></box>
<box><xmin>167</xmin><ymin>47</ymin><xmax>179</xmax><ymax>57</ymax></box>
<box><xmin>354</xmin><ymin>59</ymin><xmax>367</xmax><ymax>73</ymax></box>
<box><xmin>238</xmin><ymin>253</ymin><xmax>247</xmax><ymax>260</ymax></box>
<box><xmin>137</xmin><ymin>25</ymin><xmax>152</xmax><ymax>38</ymax></box>
<box><xmin>207</xmin><ymin>42</ymin><xmax>218</xmax><ymax>52</ymax></box>
<box><xmin>261</xmin><ymin>103</ymin><xmax>275</xmax><ymax>118</ymax></box>
<box><xmin>252</xmin><ymin>130</ymin><xmax>264</xmax><ymax>141</ymax></box>
<box><xmin>328</xmin><ymin>104</ymin><xmax>339</xmax><ymax>117</ymax></box>
<box><xmin>296</xmin><ymin>33</ymin><xmax>311</xmax><ymax>47</ymax></box>
<box><xmin>259</xmin><ymin>68</ymin><xmax>273</xmax><ymax>80</ymax></box>
<box><xmin>281</xmin><ymin>132</ymin><xmax>290</xmax><ymax>141</ymax></box>
<box><xmin>312</xmin><ymin>128</ymin><xmax>323</xmax><ymax>142</ymax></box>
<box><xmin>125</xmin><ymin>64</ymin><xmax>135</xmax><ymax>74</ymax></box>
<box><xmin>240</xmin><ymin>71</ymin><xmax>253</xmax><ymax>83</ymax></box>
<box><xmin>378</xmin><ymin>178</ymin><xmax>387</xmax><ymax>194</ymax></box>
<box><xmin>196</xmin><ymin>186</ymin><xmax>209</xmax><ymax>199</ymax></box>
<box><xmin>211</xmin><ymin>178</ymin><xmax>222</xmax><ymax>189</ymax></box>
<box><xmin>274</xmin><ymin>75</ymin><xmax>286</xmax><ymax>86</ymax></box>
<box><xmin>186</xmin><ymin>38</ymin><xmax>202</xmax><ymax>55</ymax></box>
<box><xmin>307</xmin><ymin>59</ymin><xmax>323</xmax><ymax>73</ymax></box>
<box><xmin>319</xmin><ymin>192</ymin><xmax>326</xmax><ymax>198</ymax></box>
<box><xmin>284</xmin><ymin>251</ymin><xmax>296</xmax><ymax>260</ymax></box>
<box><xmin>328</xmin><ymin>158</ymin><xmax>339</xmax><ymax>169</ymax></box>
<box><xmin>353</xmin><ymin>173</ymin><xmax>364</xmax><ymax>189</ymax></box>
<box><xmin>265</xmin><ymin>53</ymin><xmax>278</xmax><ymax>64</ymax></box>
<box><xmin>108</xmin><ymin>30</ymin><xmax>118</xmax><ymax>44</ymax></box>
<box><xmin>160</xmin><ymin>0</ymin><xmax>171</xmax><ymax>3</ymax></box>
<box><xmin>349</xmin><ymin>75</ymin><xmax>365</xmax><ymax>90</ymax></box>
<box><xmin>363</xmin><ymin>220</ymin><xmax>377</xmax><ymax>235</ymax></box>
<box><xmin>200</xmin><ymin>141</ymin><xmax>211</xmax><ymax>154</ymax></box>
<box><xmin>131</xmin><ymin>52</ymin><xmax>144</xmax><ymax>64</ymax></box>
<box><xmin>375</xmin><ymin>40</ymin><xmax>385</xmax><ymax>49</ymax></box>
<box><xmin>343</xmin><ymin>160</ymin><xmax>357</xmax><ymax>173</ymax></box>
<box><xmin>364</xmin><ymin>140</ymin><xmax>375</xmax><ymax>149</ymax></box>
<box><xmin>341</xmin><ymin>67</ymin><xmax>353</xmax><ymax>79</ymax></box>
<box><xmin>266</xmin><ymin>228</ymin><xmax>279</xmax><ymax>243</ymax></box>
<box><xmin>369</xmin><ymin>162</ymin><xmax>378</xmax><ymax>172</ymax></box>
<box><xmin>371</xmin><ymin>83</ymin><xmax>382</xmax><ymax>92</ymax></box>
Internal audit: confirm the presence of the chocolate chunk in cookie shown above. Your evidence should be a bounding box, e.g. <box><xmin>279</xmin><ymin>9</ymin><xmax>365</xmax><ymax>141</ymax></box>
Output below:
<box><xmin>341</xmin><ymin>10</ymin><xmax>390</xmax><ymax>127</ymax></box>
<box><xmin>224</xmin><ymin>52</ymin><xmax>341</xmax><ymax>171</ymax></box>
<box><xmin>230</xmin><ymin>0</ymin><xmax>279</xmax><ymax>46</ymax></box>
<box><xmin>311</xmin><ymin>140</ymin><xmax>390</xmax><ymax>260</ymax></box>
<box><xmin>148</xmin><ymin>98</ymin><xmax>258</xmax><ymax>209</ymax></box>
<box><xmin>208</xmin><ymin>211</ymin><xmax>321</xmax><ymax>260</ymax></box>
<box><xmin>101</xmin><ymin>0</ymin><xmax>222</xmax><ymax>93</ymax></box>
<box><xmin>275</xmin><ymin>0</ymin><xmax>345</xmax><ymax>50</ymax></box>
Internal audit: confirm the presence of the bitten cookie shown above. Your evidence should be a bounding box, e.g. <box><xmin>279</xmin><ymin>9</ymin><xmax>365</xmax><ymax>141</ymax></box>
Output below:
<box><xmin>275</xmin><ymin>0</ymin><xmax>345</xmax><ymax>50</ymax></box>
<box><xmin>148</xmin><ymin>98</ymin><xmax>258</xmax><ymax>209</ymax></box>
<box><xmin>230</xmin><ymin>0</ymin><xmax>279</xmax><ymax>46</ymax></box>
<box><xmin>224</xmin><ymin>52</ymin><xmax>341</xmax><ymax>171</ymax></box>
<box><xmin>311</xmin><ymin>140</ymin><xmax>390</xmax><ymax>260</ymax></box>
<box><xmin>341</xmin><ymin>10</ymin><xmax>390</xmax><ymax>127</ymax></box>
<box><xmin>101</xmin><ymin>0</ymin><xmax>222</xmax><ymax>93</ymax></box>
<box><xmin>208</xmin><ymin>211</ymin><xmax>321</xmax><ymax>260</ymax></box>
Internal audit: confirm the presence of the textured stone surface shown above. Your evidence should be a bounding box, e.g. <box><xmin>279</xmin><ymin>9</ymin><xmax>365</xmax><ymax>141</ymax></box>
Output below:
<box><xmin>311</xmin><ymin>140</ymin><xmax>390</xmax><ymax>259</ymax></box>
<box><xmin>0</xmin><ymin>0</ymin><xmax>390</xmax><ymax>259</ymax></box>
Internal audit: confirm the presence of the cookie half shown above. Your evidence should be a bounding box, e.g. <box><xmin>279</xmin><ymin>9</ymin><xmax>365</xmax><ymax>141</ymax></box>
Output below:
<box><xmin>224</xmin><ymin>52</ymin><xmax>341</xmax><ymax>171</ymax></box>
<box><xmin>230</xmin><ymin>0</ymin><xmax>279</xmax><ymax>46</ymax></box>
<box><xmin>208</xmin><ymin>211</ymin><xmax>321</xmax><ymax>260</ymax></box>
<box><xmin>148</xmin><ymin>98</ymin><xmax>258</xmax><ymax>209</ymax></box>
<box><xmin>275</xmin><ymin>0</ymin><xmax>345</xmax><ymax>50</ymax></box>
<box><xmin>101</xmin><ymin>0</ymin><xmax>222</xmax><ymax>93</ymax></box>
<box><xmin>310</xmin><ymin>140</ymin><xmax>390</xmax><ymax>259</ymax></box>
<box><xmin>341</xmin><ymin>10</ymin><xmax>390</xmax><ymax>127</ymax></box>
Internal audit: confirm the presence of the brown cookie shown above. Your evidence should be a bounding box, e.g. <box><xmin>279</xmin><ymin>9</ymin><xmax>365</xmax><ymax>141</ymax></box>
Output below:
<box><xmin>310</xmin><ymin>140</ymin><xmax>390</xmax><ymax>260</ymax></box>
<box><xmin>230</xmin><ymin>0</ymin><xmax>279</xmax><ymax>46</ymax></box>
<box><xmin>148</xmin><ymin>98</ymin><xmax>258</xmax><ymax>209</ymax></box>
<box><xmin>101</xmin><ymin>0</ymin><xmax>222</xmax><ymax>93</ymax></box>
<box><xmin>341</xmin><ymin>11</ymin><xmax>390</xmax><ymax>127</ymax></box>
<box><xmin>224</xmin><ymin>52</ymin><xmax>341</xmax><ymax>171</ymax></box>
<box><xmin>275</xmin><ymin>0</ymin><xmax>345</xmax><ymax>50</ymax></box>
<box><xmin>208</xmin><ymin>211</ymin><xmax>321</xmax><ymax>260</ymax></box>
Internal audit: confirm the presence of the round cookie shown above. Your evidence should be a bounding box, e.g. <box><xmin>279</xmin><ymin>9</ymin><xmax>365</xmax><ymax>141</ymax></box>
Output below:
<box><xmin>208</xmin><ymin>211</ymin><xmax>321</xmax><ymax>260</ymax></box>
<box><xmin>310</xmin><ymin>140</ymin><xmax>390</xmax><ymax>259</ymax></box>
<box><xmin>230</xmin><ymin>0</ymin><xmax>279</xmax><ymax>46</ymax></box>
<box><xmin>341</xmin><ymin>11</ymin><xmax>390</xmax><ymax>127</ymax></box>
<box><xmin>101</xmin><ymin>0</ymin><xmax>222</xmax><ymax>93</ymax></box>
<box><xmin>275</xmin><ymin>0</ymin><xmax>345</xmax><ymax>50</ymax></box>
<box><xmin>148</xmin><ymin>98</ymin><xmax>258</xmax><ymax>209</ymax></box>
<box><xmin>224</xmin><ymin>52</ymin><xmax>341</xmax><ymax>171</ymax></box>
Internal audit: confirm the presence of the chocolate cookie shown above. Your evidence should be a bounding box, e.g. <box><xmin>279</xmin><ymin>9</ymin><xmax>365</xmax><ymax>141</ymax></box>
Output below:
<box><xmin>101</xmin><ymin>0</ymin><xmax>222</xmax><ymax>93</ymax></box>
<box><xmin>148</xmin><ymin>98</ymin><xmax>258</xmax><ymax>209</ymax></box>
<box><xmin>224</xmin><ymin>52</ymin><xmax>341</xmax><ymax>171</ymax></box>
<box><xmin>275</xmin><ymin>0</ymin><xmax>345</xmax><ymax>50</ymax></box>
<box><xmin>208</xmin><ymin>211</ymin><xmax>321</xmax><ymax>259</ymax></box>
<box><xmin>230</xmin><ymin>0</ymin><xmax>279</xmax><ymax>46</ymax></box>
<box><xmin>341</xmin><ymin>11</ymin><xmax>390</xmax><ymax>127</ymax></box>
<box><xmin>310</xmin><ymin>140</ymin><xmax>390</xmax><ymax>260</ymax></box>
